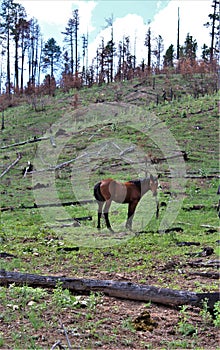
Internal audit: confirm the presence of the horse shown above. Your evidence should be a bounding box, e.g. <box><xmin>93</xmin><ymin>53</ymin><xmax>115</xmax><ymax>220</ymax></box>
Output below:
<box><xmin>94</xmin><ymin>174</ymin><xmax>159</xmax><ymax>232</ymax></box>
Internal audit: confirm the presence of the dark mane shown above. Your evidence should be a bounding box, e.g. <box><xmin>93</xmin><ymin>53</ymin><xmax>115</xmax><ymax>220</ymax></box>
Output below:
<box><xmin>128</xmin><ymin>179</ymin><xmax>142</xmax><ymax>191</ymax></box>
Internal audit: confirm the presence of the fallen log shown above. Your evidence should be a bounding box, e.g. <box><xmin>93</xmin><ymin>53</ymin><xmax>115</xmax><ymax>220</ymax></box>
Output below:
<box><xmin>23</xmin><ymin>199</ymin><xmax>95</xmax><ymax>209</ymax></box>
<box><xmin>0</xmin><ymin>136</ymin><xmax>49</xmax><ymax>149</ymax></box>
<box><xmin>188</xmin><ymin>271</ymin><xmax>220</xmax><ymax>279</ymax></box>
<box><xmin>0</xmin><ymin>206</ymin><xmax>14</xmax><ymax>212</ymax></box>
<box><xmin>188</xmin><ymin>260</ymin><xmax>220</xmax><ymax>268</ymax></box>
<box><xmin>0</xmin><ymin>200</ymin><xmax>95</xmax><ymax>212</ymax></box>
<box><xmin>0</xmin><ymin>270</ymin><xmax>219</xmax><ymax>309</ymax></box>
<box><xmin>0</xmin><ymin>153</ymin><xmax>21</xmax><ymax>178</ymax></box>
<box><xmin>0</xmin><ymin>253</ymin><xmax>17</xmax><ymax>258</ymax></box>
<box><xmin>56</xmin><ymin>216</ymin><xmax>92</xmax><ymax>222</ymax></box>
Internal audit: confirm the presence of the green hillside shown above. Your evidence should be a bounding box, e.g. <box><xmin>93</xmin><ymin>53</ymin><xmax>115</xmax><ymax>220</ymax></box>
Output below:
<box><xmin>0</xmin><ymin>73</ymin><xmax>219</xmax><ymax>349</ymax></box>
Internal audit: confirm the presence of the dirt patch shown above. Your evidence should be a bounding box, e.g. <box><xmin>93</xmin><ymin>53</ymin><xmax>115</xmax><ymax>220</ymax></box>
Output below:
<box><xmin>0</xmin><ymin>292</ymin><xmax>218</xmax><ymax>349</ymax></box>
<box><xmin>0</xmin><ymin>252</ymin><xmax>219</xmax><ymax>349</ymax></box>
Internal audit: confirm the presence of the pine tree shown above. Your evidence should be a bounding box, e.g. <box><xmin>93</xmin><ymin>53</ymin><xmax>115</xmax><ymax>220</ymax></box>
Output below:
<box><xmin>62</xmin><ymin>18</ymin><xmax>75</xmax><ymax>74</ymax></box>
<box><xmin>201</xmin><ymin>43</ymin><xmax>210</xmax><ymax>61</ymax></box>
<box><xmin>28</xmin><ymin>18</ymin><xmax>41</xmax><ymax>85</ymax></box>
<box><xmin>62</xmin><ymin>9</ymin><xmax>79</xmax><ymax>74</ymax></box>
<box><xmin>105</xmin><ymin>15</ymin><xmax>114</xmax><ymax>82</ymax></box>
<box><xmin>42</xmin><ymin>38</ymin><xmax>61</xmax><ymax>77</ymax></box>
<box><xmin>145</xmin><ymin>26</ymin><xmax>151</xmax><ymax>70</ymax></box>
<box><xmin>204</xmin><ymin>0</ymin><xmax>220</xmax><ymax>60</ymax></box>
<box><xmin>11</xmin><ymin>2</ymin><xmax>27</xmax><ymax>91</ymax></box>
<box><xmin>0</xmin><ymin>0</ymin><xmax>16</xmax><ymax>95</ymax></box>
<box><xmin>163</xmin><ymin>44</ymin><xmax>174</xmax><ymax>67</ymax></box>
<box><xmin>180</xmin><ymin>33</ymin><xmax>197</xmax><ymax>61</ymax></box>
<box><xmin>18</xmin><ymin>18</ymin><xmax>30</xmax><ymax>92</ymax></box>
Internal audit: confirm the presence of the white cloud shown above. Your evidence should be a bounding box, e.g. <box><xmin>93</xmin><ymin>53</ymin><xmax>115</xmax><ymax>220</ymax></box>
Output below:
<box><xmin>87</xmin><ymin>0</ymin><xmax>211</xmax><ymax>66</ymax></box>
<box><xmin>88</xmin><ymin>14</ymin><xmax>147</xmax><ymax>63</ymax></box>
<box><xmin>17</xmin><ymin>0</ymin><xmax>97</xmax><ymax>35</ymax></box>
<box><xmin>156</xmin><ymin>1</ymin><xmax>163</xmax><ymax>10</ymax></box>
<box><xmin>72</xmin><ymin>1</ymin><xmax>97</xmax><ymax>34</ymax></box>
<box><xmin>151</xmin><ymin>0</ymin><xmax>211</xmax><ymax>55</ymax></box>
<box><xmin>17</xmin><ymin>0</ymin><xmax>73</xmax><ymax>25</ymax></box>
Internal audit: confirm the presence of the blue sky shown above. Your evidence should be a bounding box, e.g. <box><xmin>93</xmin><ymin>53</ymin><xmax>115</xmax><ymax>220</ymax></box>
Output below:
<box><xmin>16</xmin><ymin>1</ymin><xmax>170</xmax><ymax>42</ymax></box>
<box><xmin>7</xmin><ymin>0</ymin><xmax>213</xmax><ymax>66</ymax></box>
<box><xmin>87</xmin><ymin>0</ymin><xmax>170</xmax><ymax>40</ymax></box>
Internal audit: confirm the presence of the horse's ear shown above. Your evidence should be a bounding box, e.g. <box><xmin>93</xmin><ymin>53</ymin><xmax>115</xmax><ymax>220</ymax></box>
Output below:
<box><xmin>144</xmin><ymin>171</ymin><xmax>150</xmax><ymax>179</ymax></box>
<box><xmin>149</xmin><ymin>174</ymin><xmax>154</xmax><ymax>181</ymax></box>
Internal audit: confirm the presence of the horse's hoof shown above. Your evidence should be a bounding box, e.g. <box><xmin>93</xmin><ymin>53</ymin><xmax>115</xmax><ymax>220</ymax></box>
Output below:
<box><xmin>108</xmin><ymin>227</ymin><xmax>115</xmax><ymax>233</ymax></box>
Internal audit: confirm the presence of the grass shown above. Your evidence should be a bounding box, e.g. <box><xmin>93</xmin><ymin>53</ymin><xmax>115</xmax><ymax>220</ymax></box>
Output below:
<box><xmin>0</xmin><ymin>72</ymin><xmax>219</xmax><ymax>349</ymax></box>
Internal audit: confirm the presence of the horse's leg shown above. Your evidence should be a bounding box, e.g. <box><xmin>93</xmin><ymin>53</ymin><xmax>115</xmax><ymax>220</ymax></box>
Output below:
<box><xmin>103</xmin><ymin>199</ymin><xmax>114</xmax><ymax>232</ymax></box>
<box><xmin>155</xmin><ymin>196</ymin><xmax>159</xmax><ymax>219</ymax></box>
<box><xmin>97</xmin><ymin>201</ymin><xmax>104</xmax><ymax>229</ymax></box>
<box><xmin>126</xmin><ymin>200</ymin><xmax>138</xmax><ymax>230</ymax></box>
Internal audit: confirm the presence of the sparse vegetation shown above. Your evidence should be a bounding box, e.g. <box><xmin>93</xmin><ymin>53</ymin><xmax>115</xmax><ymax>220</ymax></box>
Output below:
<box><xmin>0</xmin><ymin>72</ymin><xmax>219</xmax><ymax>349</ymax></box>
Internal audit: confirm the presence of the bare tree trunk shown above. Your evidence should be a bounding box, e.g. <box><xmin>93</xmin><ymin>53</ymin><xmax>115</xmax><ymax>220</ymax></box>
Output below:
<box><xmin>1</xmin><ymin>111</ymin><xmax>4</xmax><ymax>130</ymax></box>
<box><xmin>210</xmin><ymin>0</ymin><xmax>217</xmax><ymax>60</ymax></box>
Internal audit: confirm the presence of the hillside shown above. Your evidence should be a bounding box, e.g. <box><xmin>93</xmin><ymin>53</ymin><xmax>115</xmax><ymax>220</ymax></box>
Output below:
<box><xmin>0</xmin><ymin>73</ymin><xmax>219</xmax><ymax>349</ymax></box>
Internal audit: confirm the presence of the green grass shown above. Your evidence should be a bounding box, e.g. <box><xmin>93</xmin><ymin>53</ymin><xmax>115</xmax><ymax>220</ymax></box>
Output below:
<box><xmin>0</xmin><ymin>72</ymin><xmax>219</xmax><ymax>349</ymax></box>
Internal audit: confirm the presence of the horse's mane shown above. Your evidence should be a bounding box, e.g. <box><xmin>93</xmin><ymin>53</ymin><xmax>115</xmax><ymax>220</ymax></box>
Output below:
<box><xmin>128</xmin><ymin>179</ymin><xmax>142</xmax><ymax>190</ymax></box>
<box><xmin>128</xmin><ymin>177</ymin><xmax>150</xmax><ymax>190</ymax></box>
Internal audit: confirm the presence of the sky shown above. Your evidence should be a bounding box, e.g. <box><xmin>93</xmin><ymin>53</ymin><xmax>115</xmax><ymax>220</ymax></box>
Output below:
<box><xmin>7</xmin><ymin>0</ymin><xmax>214</xmax><ymax>67</ymax></box>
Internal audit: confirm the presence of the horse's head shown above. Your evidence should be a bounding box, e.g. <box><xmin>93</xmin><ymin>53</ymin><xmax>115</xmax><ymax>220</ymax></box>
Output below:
<box><xmin>148</xmin><ymin>174</ymin><xmax>160</xmax><ymax>219</ymax></box>
<box><xmin>149</xmin><ymin>174</ymin><xmax>159</xmax><ymax>197</ymax></box>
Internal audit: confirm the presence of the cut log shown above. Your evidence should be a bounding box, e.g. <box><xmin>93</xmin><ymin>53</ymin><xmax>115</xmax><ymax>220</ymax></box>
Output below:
<box><xmin>0</xmin><ymin>270</ymin><xmax>219</xmax><ymax>309</ymax></box>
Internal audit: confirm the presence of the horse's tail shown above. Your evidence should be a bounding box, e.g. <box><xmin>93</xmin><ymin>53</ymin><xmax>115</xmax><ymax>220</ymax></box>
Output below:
<box><xmin>94</xmin><ymin>182</ymin><xmax>105</xmax><ymax>202</ymax></box>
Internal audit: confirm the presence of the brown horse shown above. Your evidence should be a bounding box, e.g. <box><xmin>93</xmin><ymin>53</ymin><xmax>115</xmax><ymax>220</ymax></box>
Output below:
<box><xmin>94</xmin><ymin>174</ymin><xmax>159</xmax><ymax>231</ymax></box>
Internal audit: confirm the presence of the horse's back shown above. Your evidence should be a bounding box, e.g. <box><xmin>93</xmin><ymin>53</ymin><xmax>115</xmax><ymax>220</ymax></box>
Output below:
<box><xmin>94</xmin><ymin>178</ymin><xmax>142</xmax><ymax>203</ymax></box>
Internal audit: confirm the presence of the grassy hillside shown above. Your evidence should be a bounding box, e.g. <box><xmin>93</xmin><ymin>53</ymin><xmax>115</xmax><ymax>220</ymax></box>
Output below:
<box><xmin>0</xmin><ymin>73</ymin><xmax>219</xmax><ymax>349</ymax></box>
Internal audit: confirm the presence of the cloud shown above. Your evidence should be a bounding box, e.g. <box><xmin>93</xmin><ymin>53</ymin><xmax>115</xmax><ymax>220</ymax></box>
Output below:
<box><xmin>88</xmin><ymin>13</ymin><xmax>147</xmax><ymax>63</ymax></box>
<box><xmin>156</xmin><ymin>1</ymin><xmax>163</xmax><ymax>10</ymax></box>
<box><xmin>72</xmin><ymin>1</ymin><xmax>97</xmax><ymax>34</ymax></box>
<box><xmin>151</xmin><ymin>0</ymin><xmax>211</xmax><ymax>54</ymax></box>
<box><xmin>17</xmin><ymin>0</ymin><xmax>97</xmax><ymax>36</ymax></box>
<box><xmin>17</xmin><ymin>0</ymin><xmax>73</xmax><ymax>25</ymax></box>
<box><xmin>87</xmin><ymin>0</ymin><xmax>211</xmax><ymax>66</ymax></box>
